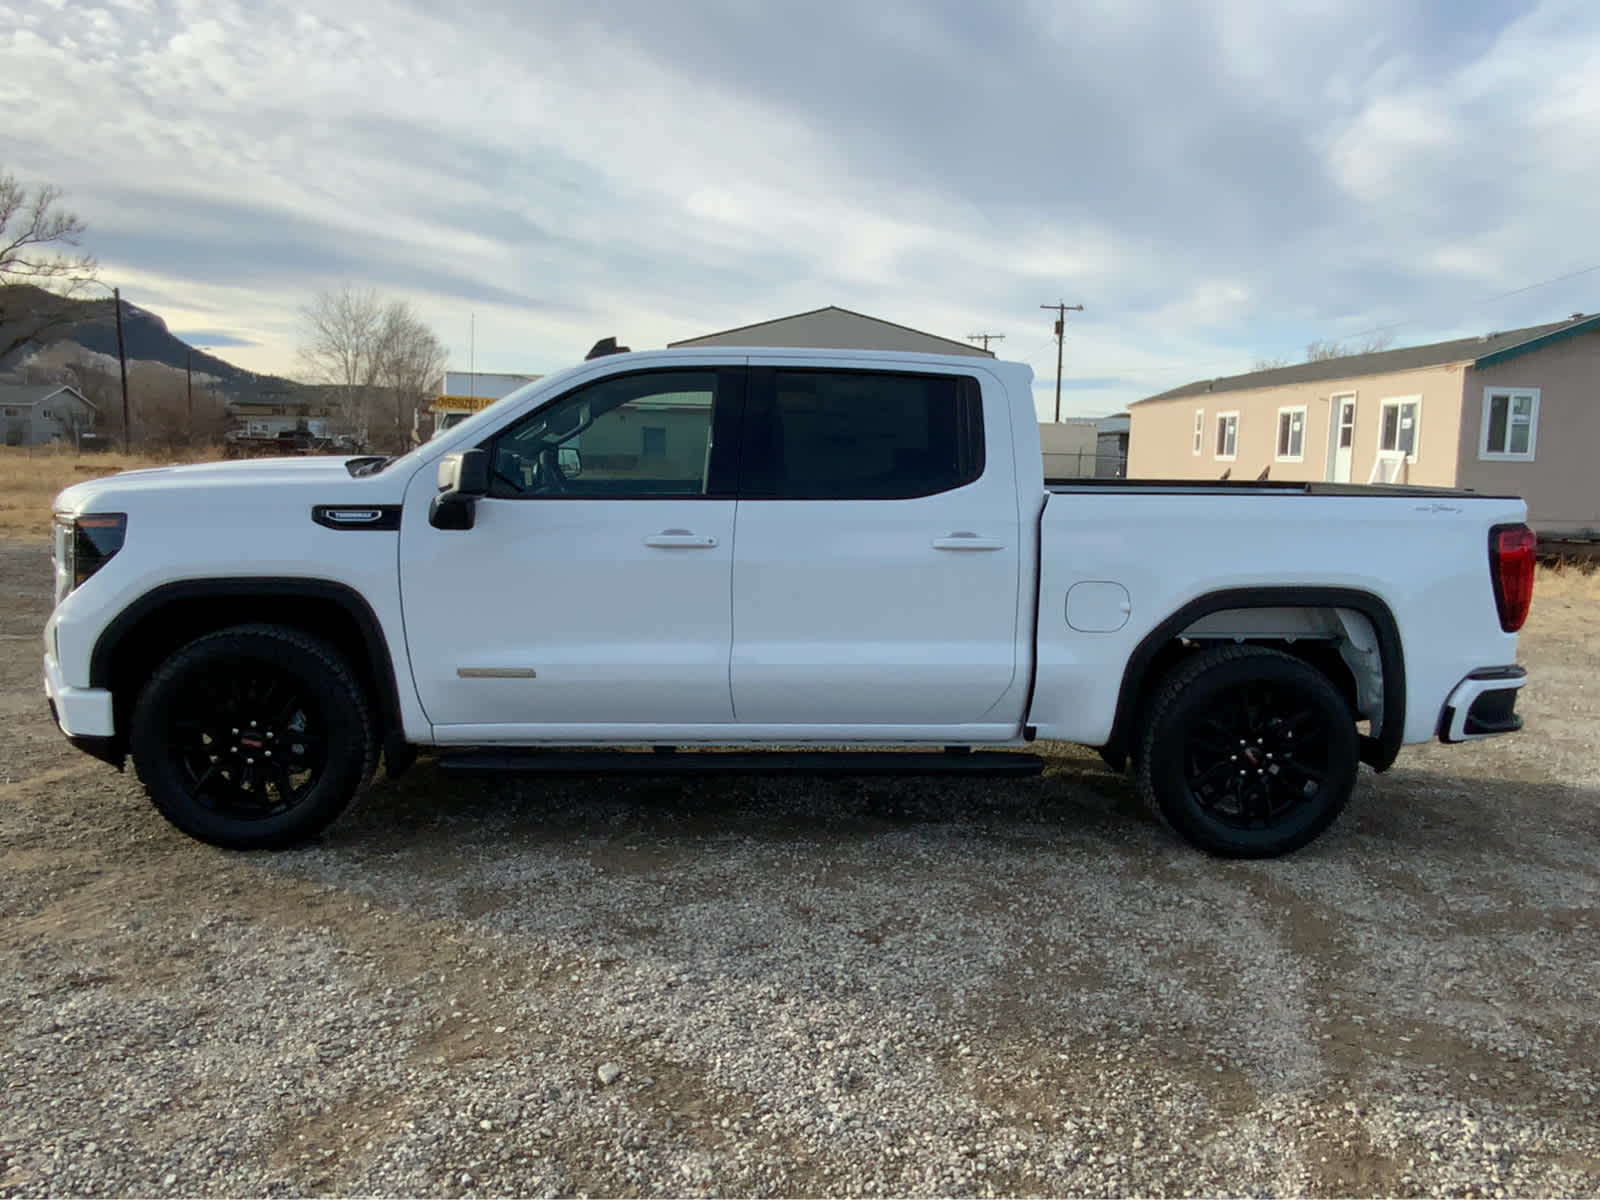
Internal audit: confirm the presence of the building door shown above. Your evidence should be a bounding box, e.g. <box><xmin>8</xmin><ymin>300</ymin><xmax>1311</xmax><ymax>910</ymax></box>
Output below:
<box><xmin>1329</xmin><ymin>395</ymin><xmax>1356</xmax><ymax>482</ymax></box>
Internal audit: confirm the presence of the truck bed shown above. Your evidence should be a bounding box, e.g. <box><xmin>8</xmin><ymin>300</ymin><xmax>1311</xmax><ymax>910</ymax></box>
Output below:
<box><xmin>1045</xmin><ymin>478</ymin><xmax>1517</xmax><ymax>500</ymax></box>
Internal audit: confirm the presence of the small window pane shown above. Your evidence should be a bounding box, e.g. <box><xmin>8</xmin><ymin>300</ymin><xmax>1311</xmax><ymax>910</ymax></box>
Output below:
<box><xmin>1486</xmin><ymin>395</ymin><xmax>1509</xmax><ymax>453</ymax></box>
<box><xmin>1509</xmin><ymin>420</ymin><xmax>1530</xmax><ymax>455</ymax></box>
<box><xmin>754</xmin><ymin>371</ymin><xmax>983</xmax><ymax>500</ymax></box>
<box><xmin>1397</xmin><ymin>404</ymin><xmax>1417</xmax><ymax>457</ymax></box>
<box><xmin>1380</xmin><ymin>405</ymin><xmax>1399</xmax><ymax>451</ymax></box>
<box><xmin>1217</xmin><ymin>415</ymin><xmax>1236</xmax><ymax>457</ymax></box>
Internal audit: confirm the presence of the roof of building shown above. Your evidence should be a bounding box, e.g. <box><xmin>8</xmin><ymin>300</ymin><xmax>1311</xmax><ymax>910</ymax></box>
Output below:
<box><xmin>668</xmin><ymin>305</ymin><xmax>995</xmax><ymax>358</ymax></box>
<box><xmin>0</xmin><ymin>383</ymin><xmax>96</xmax><ymax>410</ymax></box>
<box><xmin>1135</xmin><ymin>312</ymin><xmax>1600</xmax><ymax>405</ymax></box>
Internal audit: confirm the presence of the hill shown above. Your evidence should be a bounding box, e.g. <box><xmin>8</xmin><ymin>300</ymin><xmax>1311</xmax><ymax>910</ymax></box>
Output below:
<box><xmin>0</xmin><ymin>283</ymin><xmax>307</xmax><ymax>402</ymax></box>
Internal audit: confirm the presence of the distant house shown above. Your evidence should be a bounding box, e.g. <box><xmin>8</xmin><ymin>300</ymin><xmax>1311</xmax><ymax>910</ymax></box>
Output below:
<box><xmin>1040</xmin><ymin>419</ymin><xmax>1100</xmax><ymax>478</ymax></box>
<box><xmin>226</xmin><ymin>391</ymin><xmax>334</xmax><ymax>440</ymax></box>
<box><xmin>1128</xmin><ymin>313</ymin><xmax>1600</xmax><ymax>538</ymax></box>
<box><xmin>670</xmin><ymin>305</ymin><xmax>995</xmax><ymax>358</ymax></box>
<box><xmin>0</xmin><ymin>383</ymin><xmax>97</xmax><ymax>447</ymax></box>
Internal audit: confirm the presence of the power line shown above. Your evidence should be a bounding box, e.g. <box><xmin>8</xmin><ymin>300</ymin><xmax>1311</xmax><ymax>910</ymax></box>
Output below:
<box><xmin>1335</xmin><ymin>261</ymin><xmax>1600</xmax><ymax>343</ymax></box>
<box><xmin>1039</xmin><ymin>301</ymin><xmax>1084</xmax><ymax>423</ymax></box>
<box><xmin>967</xmin><ymin>332</ymin><xmax>1005</xmax><ymax>352</ymax></box>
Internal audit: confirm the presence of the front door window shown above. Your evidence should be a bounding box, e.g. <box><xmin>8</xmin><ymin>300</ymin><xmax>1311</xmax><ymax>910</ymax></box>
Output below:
<box><xmin>489</xmin><ymin>370</ymin><xmax>724</xmax><ymax>498</ymax></box>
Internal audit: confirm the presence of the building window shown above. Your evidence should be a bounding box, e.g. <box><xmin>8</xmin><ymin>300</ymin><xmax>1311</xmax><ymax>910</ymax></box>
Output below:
<box><xmin>1378</xmin><ymin>397</ymin><xmax>1421</xmax><ymax>462</ymax></box>
<box><xmin>1275</xmin><ymin>406</ymin><xmax>1306</xmax><ymax>462</ymax></box>
<box><xmin>1214</xmin><ymin>412</ymin><xmax>1238</xmax><ymax>461</ymax></box>
<box><xmin>1</xmin><ymin>407</ymin><xmax>16</xmax><ymax>417</ymax></box>
<box><xmin>1192</xmin><ymin>408</ymin><xmax>1204</xmax><ymax>455</ymax></box>
<box><xmin>41</xmin><ymin>408</ymin><xmax>53</xmax><ymax>419</ymax></box>
<box><xmin>1480</xmin><ymin>387</ymin><xmax>1539</xmax><ymax>461</ymax></box>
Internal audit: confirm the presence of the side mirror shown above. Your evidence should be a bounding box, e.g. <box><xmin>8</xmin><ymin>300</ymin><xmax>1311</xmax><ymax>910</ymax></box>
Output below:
<box><xmin>429</xmin><ymin>449</ymin><xmax>489</xmax><ymax>530</ymax></box>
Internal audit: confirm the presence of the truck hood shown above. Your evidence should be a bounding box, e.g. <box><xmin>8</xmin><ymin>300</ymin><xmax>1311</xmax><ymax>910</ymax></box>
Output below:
<box><xmin>53</xmin><ymin>456</ymin><xmax>406</xmax><ymax>516</ymax></box>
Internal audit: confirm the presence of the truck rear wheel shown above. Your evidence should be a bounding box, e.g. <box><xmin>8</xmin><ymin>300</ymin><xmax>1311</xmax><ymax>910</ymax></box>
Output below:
<box><xmin>129</xmin><ymin>624</ymin><xmax>375</xmax><ymax>849</ymax></box>
<box><xmin>1136</xmin><ymin>645</ymin><xmax>1359</xmax><ymax>858</ymax></box>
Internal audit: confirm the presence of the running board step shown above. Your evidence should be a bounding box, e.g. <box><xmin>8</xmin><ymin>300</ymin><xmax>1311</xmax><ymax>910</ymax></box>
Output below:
<box><xmin>438</xmin><ymin>749</ymin><xmax>1044</xmax><ymax>777</ymax></box>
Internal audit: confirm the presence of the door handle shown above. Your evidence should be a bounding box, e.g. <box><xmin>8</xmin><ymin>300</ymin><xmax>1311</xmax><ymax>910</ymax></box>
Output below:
<box><xmin>931</xmin><ymin>532</ymin><xmax>1006</xmax><ymax>551</ymax></box>
<box><xmin>644</xmin><ymin>529</ymin><xmax>718</xmax><ymax>548</ymax></box>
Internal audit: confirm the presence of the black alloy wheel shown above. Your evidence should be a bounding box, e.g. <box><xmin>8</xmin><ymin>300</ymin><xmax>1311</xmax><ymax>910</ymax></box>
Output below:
<box><xmin>130</xmin><ymin>625</ymin><xmax>375</xmax><ymax>849</ymax></box>
<box><xmin>165</xmin><ymin>661</ymin><xmax>327</xmax><ymax>820</ymax></box>
<box><xmin>1137</xmin><ymin>645</ymin><xmax>1360</xmax><ymax>858</ymax></box>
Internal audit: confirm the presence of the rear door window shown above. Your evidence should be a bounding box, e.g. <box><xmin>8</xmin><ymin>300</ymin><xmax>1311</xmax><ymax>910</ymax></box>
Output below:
<box><xmin>741</xmin><ymin>369</ymin><xmax>984</xmax><ymax>499</ymax></box>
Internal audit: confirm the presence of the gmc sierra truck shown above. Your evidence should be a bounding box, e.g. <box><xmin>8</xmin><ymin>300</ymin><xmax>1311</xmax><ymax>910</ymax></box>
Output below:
<box><xmin>45</xmin><ymin>348</ymin><xmax>1534</xmax><ymax>857</ymax></box>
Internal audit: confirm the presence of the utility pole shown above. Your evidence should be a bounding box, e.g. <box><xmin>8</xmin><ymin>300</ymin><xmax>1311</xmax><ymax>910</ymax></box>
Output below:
<box><xmin>1039</xmin><ymin>301</ymin><xmax>1084</xmax><ymax>423</ymax></box>
<box><xmin>186</xmin><ymin>348</ymin><xmax>193</xmax><ymax>423</ymax></box>
<box><xmin>967</xmin><ymin>332</ymin><xmax>1005</xmax><ymax>353</ymax></box>
<box><xmin>112</xmin><ymin>287</ymin><xmax>131</xmax><ymax>451</ymax></box>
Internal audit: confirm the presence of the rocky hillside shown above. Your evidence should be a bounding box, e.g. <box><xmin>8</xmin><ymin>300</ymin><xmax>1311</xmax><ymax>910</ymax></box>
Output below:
<box><xmin>0</xmin><ymin>283</ymin><xmax>304</xmax><ymax>401</ymax></box>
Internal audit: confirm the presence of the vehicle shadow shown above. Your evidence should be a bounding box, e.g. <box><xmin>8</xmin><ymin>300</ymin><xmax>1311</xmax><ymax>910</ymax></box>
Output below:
<box><xmin>337</xmin><ymin>745</ymin><xmax>1157</xmax><ymax>855</ymax></box>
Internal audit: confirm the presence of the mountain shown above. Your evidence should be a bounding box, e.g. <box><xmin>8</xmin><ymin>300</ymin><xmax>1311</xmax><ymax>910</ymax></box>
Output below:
<box><xmin>0</xmin><ymin>283</ymin><xmax>307</xmax><ymax>402</ymax></box>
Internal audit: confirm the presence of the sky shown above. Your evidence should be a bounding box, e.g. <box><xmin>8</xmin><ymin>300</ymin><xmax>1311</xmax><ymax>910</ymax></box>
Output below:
<box><xmin>5</xmin><ymin>0</ymin><xmax>1599</xmax><ymax>419</ymax></box>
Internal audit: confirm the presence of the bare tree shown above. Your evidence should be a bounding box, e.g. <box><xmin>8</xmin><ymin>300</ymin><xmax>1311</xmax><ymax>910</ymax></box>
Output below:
<box><xmin>1304</xmin><ymin>331</ymin><xmax>1396</xmax><ymax>362</ymax></box>
<box><xmin>372</xmin><ymin>303</ymin><xmax>446</xmax><ymax>452</ymax></box>
<box><xmin>298</xmin><ymin>285</ymin><xmax>446</xmax><ymax>452</ymax></box>
<box><xmin>0</xmin><ymin>170</ymin><xmax>98</xmax><ymax>363</ymax></box>
<box><xmin>120</xmin><ymin>361</ymin><xmax>227</xmax><ymax>452</ymax></box>
<box><xmin>61</xmin><ymin>362</ymin><xmax>123</xmax><ymax>442</ymax></box>
<box><xmin>297</xmin><ymin>285</ymin><xmax>383</xmax><ymax>441</ymax></box>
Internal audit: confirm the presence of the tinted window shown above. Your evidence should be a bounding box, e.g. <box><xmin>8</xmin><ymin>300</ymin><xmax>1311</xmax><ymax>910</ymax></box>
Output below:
<box><xmin>745</xmin><ymin>370</ymin><xmax>984</xmax><ymax>499</ymax></box>
<box><xmin>488</xmin><ymin>371</ymin><xmax>720</xmax><ymax>498</ymax></box>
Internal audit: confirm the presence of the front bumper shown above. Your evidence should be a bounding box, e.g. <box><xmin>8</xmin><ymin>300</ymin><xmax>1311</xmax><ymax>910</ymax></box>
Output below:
<box><xmin>43</xmin><ymin>651</ymin><xmax>115</xmax><ymax>738</ymax></box>
<box><xmin>1439</xmin><ymin>666</ymin><xmax>1526</xmax><ymax>743</ymax></box>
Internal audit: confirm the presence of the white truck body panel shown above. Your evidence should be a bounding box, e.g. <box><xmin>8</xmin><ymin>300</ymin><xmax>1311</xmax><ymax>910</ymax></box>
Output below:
<box><xmin>46</xmin><ymin>347</ymin><xmax>1526</xmax><ymax>772</ymax></box>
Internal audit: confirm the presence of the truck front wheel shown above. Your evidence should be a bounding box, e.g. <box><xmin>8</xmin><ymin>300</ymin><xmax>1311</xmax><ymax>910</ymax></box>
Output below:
<box><xmin>1136</xmin><ymin>645</ymin><xmax>1359</xmax><ymax>858</ymax></box>
<box><xmin>129</xmin><ymin>624</ymin><xmax>376</xmax><ymax>849</ymax></box>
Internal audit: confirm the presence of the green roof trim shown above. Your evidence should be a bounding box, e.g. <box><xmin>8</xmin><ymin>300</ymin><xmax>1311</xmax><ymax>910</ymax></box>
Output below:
<box><xmin>1470</xmin><ymin>313</ymin><xmax>1600</xmax><ymax>368</ymax></box>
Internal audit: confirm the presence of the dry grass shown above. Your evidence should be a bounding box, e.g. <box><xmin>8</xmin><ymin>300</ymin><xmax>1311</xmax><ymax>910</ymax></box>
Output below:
<box><xmin>0</xmin><ymin>445</ymin><xmax>223</xmax><ymax>538</ymax></box>
<box><xmin>1530</xmin><ymin>560</ymin><xmax>1600</xmax><ymax>640</ymax></box>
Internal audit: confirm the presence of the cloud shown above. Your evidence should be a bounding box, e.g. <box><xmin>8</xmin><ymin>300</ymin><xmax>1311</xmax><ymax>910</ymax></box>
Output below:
<box><xmin>171</xmin><ymin>330</ymin><xmax>254</xmax><ymax>348</ymax></box>
<box><xmin>3</xmin><ymin>0</ymin><xmax>1597</xmax><ymax>412</ymax></box>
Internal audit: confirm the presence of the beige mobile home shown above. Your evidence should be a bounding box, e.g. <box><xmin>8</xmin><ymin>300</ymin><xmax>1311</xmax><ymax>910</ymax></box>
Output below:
<box><xmin>1128</xmin><ymin>314</ymin><xmax>1600</xmax><ymax>538</ymax></box>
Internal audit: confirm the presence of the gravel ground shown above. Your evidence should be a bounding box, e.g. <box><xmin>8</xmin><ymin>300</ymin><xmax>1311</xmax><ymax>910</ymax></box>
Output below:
<box><xmin>2</xmin><ymin>537</ymin><xmax>1598</xmax><ymax>1198</ymax></box>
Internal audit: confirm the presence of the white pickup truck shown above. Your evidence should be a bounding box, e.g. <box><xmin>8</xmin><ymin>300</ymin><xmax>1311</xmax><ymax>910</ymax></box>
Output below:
<box><xmin>45</xmin><ymin>348</ymin><xmax>1534</xmax><ymax>857</ymax></box>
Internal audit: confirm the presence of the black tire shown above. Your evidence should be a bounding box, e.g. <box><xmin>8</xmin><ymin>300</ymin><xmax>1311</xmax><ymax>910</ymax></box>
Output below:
<box><xmin>1136</xmin><ymin>645</ymin><xmax>1359</xmax><ymax>858</ymax></box>
<box><xmin>130</xmin><ymin>624</ymin><xmax>376</xmax><ymax>849</ymax></box>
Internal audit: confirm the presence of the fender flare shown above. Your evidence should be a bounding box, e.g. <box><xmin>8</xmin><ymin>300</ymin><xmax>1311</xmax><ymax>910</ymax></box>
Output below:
<box><xmin>89</xmin><ymin>577</ymin><xmax>407</xmax><ymax>748</ymax></box>
<box><xmin>1103</xmin><ymin>586</ymin><xmax>1406</xmax><ymax>772</ymax></box>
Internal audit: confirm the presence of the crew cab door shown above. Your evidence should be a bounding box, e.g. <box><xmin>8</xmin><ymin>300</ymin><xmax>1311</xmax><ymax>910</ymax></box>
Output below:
<box><xmin>399</xmin><ymin>366</ymin><xmax>744</xmax><ymax>735</ymax></box>
<box><xmin>729</xmin><ymin>362</ymin><xmax>1023</xmax><ymax>727</ymax></box>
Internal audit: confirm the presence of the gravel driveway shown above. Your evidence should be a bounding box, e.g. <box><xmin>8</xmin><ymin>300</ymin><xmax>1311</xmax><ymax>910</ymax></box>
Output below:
<box><xmin>2</xmin><ymin>538</ymin><xmax>1597</xmax><ymax>1197</ymax></box>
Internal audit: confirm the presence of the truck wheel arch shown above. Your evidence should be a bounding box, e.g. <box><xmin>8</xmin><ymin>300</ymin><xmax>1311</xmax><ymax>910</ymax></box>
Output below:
<box><xmin>1104</xmin><ymin>586</ymin><xmax>1406</xmax><ymax>774</ymax></box>
<box><xmin>89</xmin><ymin>579</ymin><xmax>408</xmax><ymax>769</ymax></box>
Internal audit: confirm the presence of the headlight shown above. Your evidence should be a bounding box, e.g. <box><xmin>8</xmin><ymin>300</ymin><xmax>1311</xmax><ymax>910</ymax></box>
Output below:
<box><xmin>53</xmin><ymin>513</ymin><xmax>127</xmax><ymax>599</ymax></box>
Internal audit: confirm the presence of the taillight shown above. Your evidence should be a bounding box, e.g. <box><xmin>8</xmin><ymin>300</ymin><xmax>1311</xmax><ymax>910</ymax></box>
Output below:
<box><xmin>1489</xmin><ymin>523</ymin><xmax>1536</xmax><ymax>632</ymax></box>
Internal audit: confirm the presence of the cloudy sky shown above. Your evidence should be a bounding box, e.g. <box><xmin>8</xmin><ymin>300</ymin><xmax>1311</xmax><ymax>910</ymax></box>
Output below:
<box><xmin>5</xmin><ymin>0</ymin><xmax>1599</xmax><ymax>417</ymax></box>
